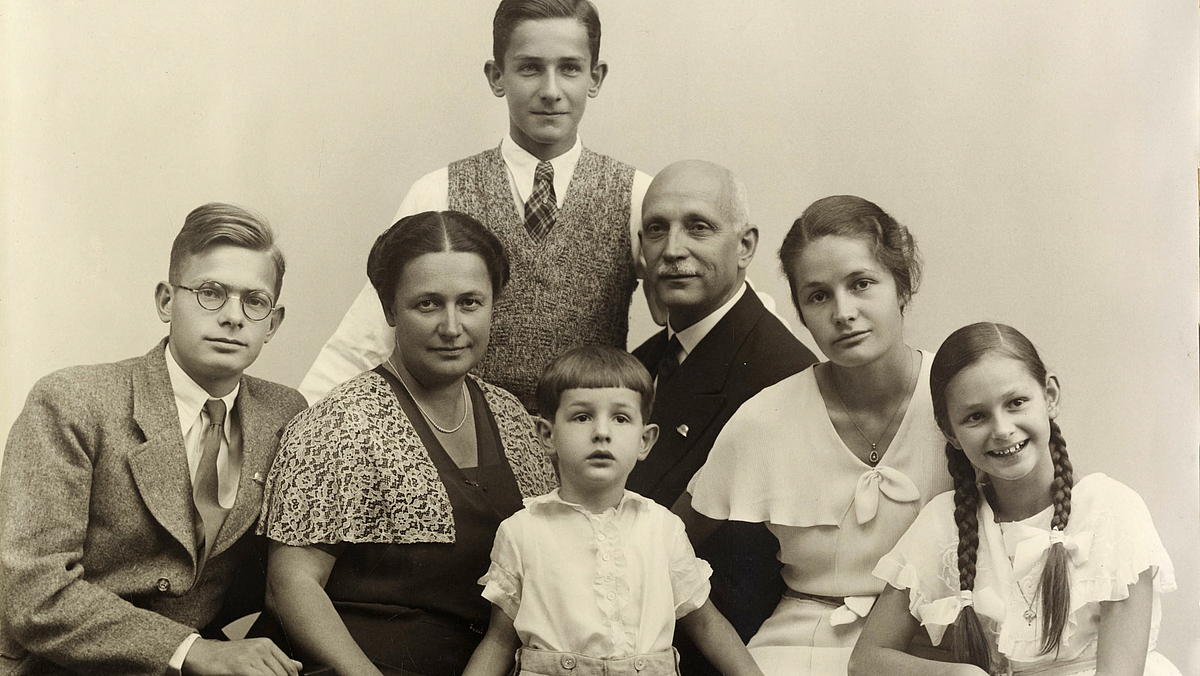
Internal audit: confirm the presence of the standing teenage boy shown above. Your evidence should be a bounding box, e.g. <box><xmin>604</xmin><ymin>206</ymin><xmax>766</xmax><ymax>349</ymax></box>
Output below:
<box><xmin>300</xmin><ymin>0</ymin><xmax>655</xmax><ymax>410</ymax></box>
<box><xmin>0</xmin><ymin>204</ymin><xmax>306</xmax><ymax>676</ymax></box>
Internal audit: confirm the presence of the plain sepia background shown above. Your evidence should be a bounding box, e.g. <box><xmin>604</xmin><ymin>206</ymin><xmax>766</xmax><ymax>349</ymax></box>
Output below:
<box><xmin>3</xmin><ymin>1</ymin><xmax>1198</xmax><ymax>670</ymax></box>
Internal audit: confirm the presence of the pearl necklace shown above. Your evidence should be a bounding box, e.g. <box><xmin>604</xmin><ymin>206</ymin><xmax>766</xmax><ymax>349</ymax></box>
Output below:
<box><xmin>386</xmin><ymin>356</ymin><xmax>469</xmax><ymax>434</ymax></box>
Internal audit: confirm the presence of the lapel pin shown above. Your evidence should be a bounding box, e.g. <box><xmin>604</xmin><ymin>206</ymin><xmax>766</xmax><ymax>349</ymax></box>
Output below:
<box><xmin>676</xmin><ymin>424</ymin><xmax>689</xmax><ymax>438</ymax></box>
<box><xmin>252</xmin><ymin>472</ymin><xmax>265</xmax><ymax>485</ymax></box>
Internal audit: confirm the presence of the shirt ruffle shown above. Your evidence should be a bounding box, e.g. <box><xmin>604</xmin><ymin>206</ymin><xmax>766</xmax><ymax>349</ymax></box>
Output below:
<box><xmin>480</xmin><ymin>490</ymin><xmax>711</xmax><ymax>657</ymax></box>
<box><xmin>687</xmin><ymin>354</ymin><xmax>938</xmax><ymax>528</ymax></box>
<box><xmin>874</xmin><ymin>474</ymin><xmax>1176</xmax><ymax>663</ymax></box>
<box><xmin>257</xmin><ymin>371</ymin><xmax>555</xmax><ymax>546</ymax></box>
<box><xmin>995</xmin><ymin>475</ymin><xmax>1176</xmax><ymax>660</ymax></box>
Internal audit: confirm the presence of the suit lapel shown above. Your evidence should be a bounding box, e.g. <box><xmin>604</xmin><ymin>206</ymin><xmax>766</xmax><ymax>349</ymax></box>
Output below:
<box><xmin>633</xmin><ymin>329</ymin><xmax>670</xmax><ymax>375</ymax></box>
<box><xmin>210</xmin><ymin>378</ymin><xmax>274</xmax><ymax>558</ymax></box>
<box><xmin>128</xmin><ymin>340</ymin><xmax>201</xmax><ymax>566</ymax></box>
<box><xmin>648</xmin><ymin>289</ymin><xmax>767</xmax><ymax>465</ymax></box>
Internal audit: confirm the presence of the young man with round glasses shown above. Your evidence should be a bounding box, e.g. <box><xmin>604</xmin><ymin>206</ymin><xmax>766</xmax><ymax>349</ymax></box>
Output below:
<box><xmin>0</xmin><ymin>203</ymin><xmax>307</xmax><ymax>676</ymax></box>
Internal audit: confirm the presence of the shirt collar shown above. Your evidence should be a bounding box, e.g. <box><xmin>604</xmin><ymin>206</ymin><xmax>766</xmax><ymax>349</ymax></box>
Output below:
<box><xmin>525</xmin><ymin>487</ymin><xmax>649</xmax><ymax>516</ymax></box>
<box><xmin>501</xmin><ymin>134</ymin><xmax>583</xmax><ymax>208</ymax></box>
<box><xmin>164</xmin><ymin>342</ymin><xmax>240</xmax><ymax>436</ymax></box>
<box><xmin>669</xmin><ymin>281</ymin><xmax>748</xmax><ymax>358</ymax></box>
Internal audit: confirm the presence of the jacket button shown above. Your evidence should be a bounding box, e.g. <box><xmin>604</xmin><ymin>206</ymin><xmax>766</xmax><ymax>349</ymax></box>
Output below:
<box><xmin>156</xmin><ymin>578</ymin><xmax>171</xmax><ymax>593</ymax></box>
<box><xmin>635</xmin><ymin>657</ymin><xmax>647</xmax><ymax>671</ymax></box>
<box><xmin>561</xmin><ymin>655</ymin><xmax>576</xmax><ymax>669</ymax></box>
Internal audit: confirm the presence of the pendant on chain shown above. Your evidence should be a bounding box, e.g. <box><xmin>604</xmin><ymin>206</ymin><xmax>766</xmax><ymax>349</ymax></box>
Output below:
<box><xmin>1023</xmin><ymin>608</ymin><xmax>1036</xmax><ymax>624</ymax></box>
<box><xmin>869</xmin><ymin>448</ymin><xmax>879</xmax><ymax>464</ymax></box>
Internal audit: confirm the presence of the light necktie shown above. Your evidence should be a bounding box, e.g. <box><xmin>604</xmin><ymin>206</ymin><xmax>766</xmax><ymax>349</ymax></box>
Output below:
<box><xmin>194</xmin><ymin>399</ymin><xmax>230</xmax><ymax>564</ymax></box>
<box><xmin>524</xmin><ymin>160</ymin><xmax>557</xmax><ymax>243</ymax></box>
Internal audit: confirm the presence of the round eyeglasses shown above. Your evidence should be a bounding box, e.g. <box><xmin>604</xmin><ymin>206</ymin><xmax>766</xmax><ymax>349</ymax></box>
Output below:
<box><xmin>173</xmin><ymin>282</ymin><xmax>276</xmax><ymax>321</ymax></box>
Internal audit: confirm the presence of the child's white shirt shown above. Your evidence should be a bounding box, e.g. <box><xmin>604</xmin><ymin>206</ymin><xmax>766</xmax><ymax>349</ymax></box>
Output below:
<box><xmin>875</xmin><ymin>473</ymin><xmax>1178</xmax><ymax>674</ymax></box>
<box><xmin>479</xmin><ymin>488</ymin><xmax>712</xmax><ymax>658</ymax></box>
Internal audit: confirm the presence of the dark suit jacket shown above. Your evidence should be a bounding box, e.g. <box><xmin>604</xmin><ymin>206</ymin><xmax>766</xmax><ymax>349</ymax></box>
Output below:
<box><xmin>626</xmin><ymin>287</ymin><xmax>816</xmax><ymax>674</ymax></box>
<box><xmin>0</xmin><ymin>340</ymin><xmax>306</xmax><ymax>676</ymax></box>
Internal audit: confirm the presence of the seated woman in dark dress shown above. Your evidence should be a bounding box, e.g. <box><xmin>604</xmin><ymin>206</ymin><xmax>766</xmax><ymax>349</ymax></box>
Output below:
<box><xmin>256</xmin><ymin>210</ymin><xmax>557</xmax><ymax>676</ymax></box>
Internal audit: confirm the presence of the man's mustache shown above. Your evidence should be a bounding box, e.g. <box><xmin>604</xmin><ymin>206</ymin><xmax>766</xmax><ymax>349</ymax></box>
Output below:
<box><xmin>655</xmin><ymin>264</ymin><xmax>700</xmax><ymax>277</ymax></box>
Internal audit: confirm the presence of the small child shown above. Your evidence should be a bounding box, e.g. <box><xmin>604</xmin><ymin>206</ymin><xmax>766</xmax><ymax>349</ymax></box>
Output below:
<box><xmin>851</xmin><ymin>323</ymin><xmax>1179</xmax><ymax>676</ymax></box>
<box><xmin>463</xmin><ymin>346</ymin><xmax>764</xmax><ymax>676</ymax></box>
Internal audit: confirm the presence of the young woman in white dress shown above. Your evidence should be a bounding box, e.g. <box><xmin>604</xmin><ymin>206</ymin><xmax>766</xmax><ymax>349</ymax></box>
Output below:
<box><xmin>677</xmin><ymin>195</ymin><xmax>953</xmax><ymax>675</ymax></box>
<box><xmin>851</xmin><ymin>322</ymin><xmax>1179</xmax><ymax>676</ymax></box>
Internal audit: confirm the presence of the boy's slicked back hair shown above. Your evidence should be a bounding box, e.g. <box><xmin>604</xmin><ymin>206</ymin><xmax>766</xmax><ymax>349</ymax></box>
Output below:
<box><xmin>492</xmin><ymin>0</ymin><xmax>601</xmax><ymax>66</ymax></box>
<box><xmin>537</xmin><ymin>345</ymin><xmax>653</xmax><ymax>421</ymax></box>
<box><xmin>169</xmin><ymin>202</ymin><xmax>286</xmax><ymax>297</ymax></box>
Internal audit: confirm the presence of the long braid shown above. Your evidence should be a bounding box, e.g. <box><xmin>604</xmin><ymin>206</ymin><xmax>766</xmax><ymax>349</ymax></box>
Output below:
<box><xmin>945</xmin><ymin>442</ymin><xmax>991</xmax><ymax>673</ymax></box>
<box><xmin>1037</xmin><ymin>419</ymin><xmax>1074</xmax><ymax>654</ymax></box>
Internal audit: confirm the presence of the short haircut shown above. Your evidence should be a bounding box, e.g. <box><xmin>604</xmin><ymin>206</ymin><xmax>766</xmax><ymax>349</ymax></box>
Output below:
<box><xmin>778</xmin><ymin>195</ymin><xmax>922</xmax><ymax>325</ymax></box>
<box><xmin>724</xmin><ymin>174</ymin><xmax>751</xmax><ymax>227</ymax></box>
<box><xmin>537</xmin><ymin>345</ymin><xmax>653</xmax><ymax>421</ymax></box>
<box><xmin>169</xmin><ymin>202</ymin><xmax>285</xmax><ymax>297</ymax></box>
<box><xmin>367</xmin><ymin>210</ymin><xmax>510</xmax><ymax>316</ymax></box>
<box><xmin>492</xmin><ymin>0</ymin><xmax>601</xmax><ymax>67</ymax></box>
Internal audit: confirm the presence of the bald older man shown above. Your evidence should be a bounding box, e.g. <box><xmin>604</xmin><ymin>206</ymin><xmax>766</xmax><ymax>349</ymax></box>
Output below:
<box><xmin>626</xmin><ymin>160</ymin><xmax>816</xmax><ymax>674</ymax></box>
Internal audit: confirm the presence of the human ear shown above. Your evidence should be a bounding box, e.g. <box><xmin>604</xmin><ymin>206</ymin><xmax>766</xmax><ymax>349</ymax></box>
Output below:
<box><xmin>535</xmin><ymin>417</ymin><xmax>556</xmax><ymax>453</ymax></box>
<box><xmin>1043</xmin><ymin>372</ymin><xmax>1062</xmax><ymax>419</ymax></box>
<box><xmin>587</xmin><ymin>60</ymin><xmax>608</xmax><ymax>98</ymax></box>
<box><xmin>944</xmin><ymin>431</ymin><xmax>962</xmax><ymax>450</ymax></box>
<box><xmin>637</xmin><ymin>423</ymin><xmax>659</xmax><ymax>461</ymax></box>
<box><xmin>737</xmin><ymin>225</ymin><xmax>759</xmax><ymax>270</ymax></box>
<box><xmin>154</xmin><ymin>282</ymin><xmax>173</xmax><ymax>323</ymax></box>
<box><xmin>484</xmin><ymin>60</ymin><xmax>505</xmax><ymax>98</ymax></box>
<box><xmin>262</xmin><ymin>305</ymin><xmax>285</xmax><ymax>344</ymax></box>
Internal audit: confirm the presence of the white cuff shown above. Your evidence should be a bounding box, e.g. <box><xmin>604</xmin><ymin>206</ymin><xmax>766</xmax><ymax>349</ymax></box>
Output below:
<box><xmin>167</xmin><ymin>633</ymin><xmax>201</xmax><ymax>675</ymax></box>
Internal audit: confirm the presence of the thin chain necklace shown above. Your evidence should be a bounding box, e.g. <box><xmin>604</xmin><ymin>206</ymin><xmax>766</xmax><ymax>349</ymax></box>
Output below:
<box><xmin>386</xmin><ymin>356</ymin><xmax>469</xmax><ymax>434</ymax></box>
<box><xmin>830</xmin><ymin>348</ymin><xmax>915</xmax><ymax>465</ymax></box>
<box><xmin>998</xmin><ymin>521</ymin><xmax>1040</xmax><ymax>625</ymax></box>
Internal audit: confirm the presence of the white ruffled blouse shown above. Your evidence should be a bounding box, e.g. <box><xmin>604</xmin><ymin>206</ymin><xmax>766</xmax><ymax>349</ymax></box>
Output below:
<box><xmin>687</xmin><ymin>352</ymin><xmax>952</xmax><ymax>625</ymax></box>
<box><xmin>479</xmin><ymin>489</ymin><xmax>712</xmax><ymax>658</ymax></box>
<box><xmin>874</xmin><ymin>473</ymin><xmax>1177</xmax><ymax>674</ymax></box>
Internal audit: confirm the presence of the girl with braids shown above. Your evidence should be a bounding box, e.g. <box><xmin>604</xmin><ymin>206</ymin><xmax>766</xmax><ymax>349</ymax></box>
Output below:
<box><xmin>679</xmin><ymin>196</ymin><xmax>952</xmax><ymax>675</ymax></box>
<box><xmin>851</xmin><ymin>323</ymin><xmax>1179</xmax><ymax>676</ymax></box>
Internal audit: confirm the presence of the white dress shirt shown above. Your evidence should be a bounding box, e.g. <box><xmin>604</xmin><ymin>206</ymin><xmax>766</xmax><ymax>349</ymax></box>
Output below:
<box><xmin>163</xmin><ymin>344</ymin><xmax>242</xmax><ymax>674</ymax></box>
<box><xmin>298</xmin><ymin>135</ymin><xmax>652</xmax><ymax>405</ymax></box>
<box><xmin>668</xmin><ymin>281</ymin><xmax>748</xmax><ymax>365</ymax></box>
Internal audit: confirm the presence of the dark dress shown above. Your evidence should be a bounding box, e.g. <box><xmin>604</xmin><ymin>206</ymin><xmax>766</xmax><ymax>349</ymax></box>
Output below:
<box><xmin>254</xmin><ymin>367</ymin><xmax>535</xmax><ymax>676</ymax></box>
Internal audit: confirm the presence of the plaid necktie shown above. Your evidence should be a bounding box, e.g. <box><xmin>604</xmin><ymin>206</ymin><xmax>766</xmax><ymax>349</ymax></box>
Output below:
<box><xmin>194</xmin><ymin>399</ymin><xmax>230</xmax><ymax>565</ymax></box>
<box><xmin>524</xmin><ymin>160</ymin><xmax>557</xmax><ymax>242</ymax></box>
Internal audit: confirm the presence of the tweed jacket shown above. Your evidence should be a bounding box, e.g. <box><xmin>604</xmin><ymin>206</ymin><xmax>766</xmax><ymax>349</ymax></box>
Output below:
<box><xmin>0</xmin><ymin>340</ymin><xmax>307</xmax><ymax>676</ymax></box>
<box><xmin>625</xmin><ymin>287</ymin><xmax>817</xmax><ymax>674</ymax></box>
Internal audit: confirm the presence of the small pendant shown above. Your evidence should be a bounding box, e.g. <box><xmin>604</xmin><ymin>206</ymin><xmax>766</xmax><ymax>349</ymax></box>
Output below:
<box><xmin>869</xmin><ymin>450</ymin><xmax>879</xmax><ymax>464</ymax></box>
<box><xmin>1023</xmin><ymin>608</ymin><xmax>1036</xmax><ymax>624</ymax></box>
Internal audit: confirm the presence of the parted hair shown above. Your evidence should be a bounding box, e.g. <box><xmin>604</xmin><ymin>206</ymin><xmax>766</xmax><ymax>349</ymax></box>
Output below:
<box><xmin>367</xmin><ymin>210</ymin><xmax>510</xmax><ymax>318</ymax></box>
<box><xmin>930</xmin><ymin>322</ymin><xmax>1074</xmax><ymax>672</ymax></box>
<box><xmin>493</xmin><ymin>0</ymin><xmax>601</xmax><ymax>66</ymax></box>
<box><xmin>778</xmin><ymin>195</ymin><xmax>921</xmax><ymax>325</ymax></box>
<box><xmin>169</xmin><ymin>202</ymin><xmax>286</xmax><ymax>297</ymax></box>
<box><xmin>536</xmin><ymin>345</ymin><xmax>653</xmax><ymax>421</ymax></box>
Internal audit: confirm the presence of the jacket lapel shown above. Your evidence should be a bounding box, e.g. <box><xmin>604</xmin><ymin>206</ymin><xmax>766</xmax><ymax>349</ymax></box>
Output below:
<box><xmin>127</xmin><ymin>340</ymin><xmax>200</xmax><ymax>566</ymax></box>
<box><xmin>642</xmin><ymin>287</ymin><xmax>766</xmax><ymax>478</ymax></box>
<box><xmin>209</xmin><ymin>378</ymin><xmax>274</xmax><ymax>558</ymax></box>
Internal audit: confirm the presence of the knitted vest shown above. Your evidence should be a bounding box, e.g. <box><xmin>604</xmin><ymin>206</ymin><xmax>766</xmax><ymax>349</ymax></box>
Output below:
<box><xmin>448</xmin><ymin>145</ymin><xmax>637</xmax><ymax>410</ymax></box>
